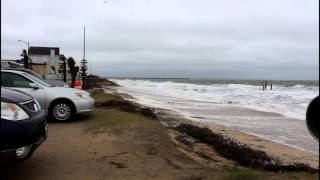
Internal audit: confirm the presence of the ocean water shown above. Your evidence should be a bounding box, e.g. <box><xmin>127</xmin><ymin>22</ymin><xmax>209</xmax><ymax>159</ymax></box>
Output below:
<box><xmin>111</xmin><ymin>78</ymin><xmax>319</xmax><ymax>153</ymax></box>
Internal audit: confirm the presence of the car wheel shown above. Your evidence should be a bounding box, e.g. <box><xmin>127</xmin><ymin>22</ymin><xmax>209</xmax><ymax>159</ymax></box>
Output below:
<box><xmin>50</xmin><ymin>100</ymin><xmax>75</xmax><ymax>121</ymax></box>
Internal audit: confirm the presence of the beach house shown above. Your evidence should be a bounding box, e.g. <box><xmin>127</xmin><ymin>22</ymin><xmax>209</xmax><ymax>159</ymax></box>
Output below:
<box><xmin>28</xmin><ymin>46</ymin><xmax>66</xmax><ymax>79</ymax></box>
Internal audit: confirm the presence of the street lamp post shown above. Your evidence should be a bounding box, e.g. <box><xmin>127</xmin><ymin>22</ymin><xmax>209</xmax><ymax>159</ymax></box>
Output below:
<box><xmin>18</xmin><ymin>40</ymin><xmax>30</xmax><ymax>69</ymax></box>
<box><xmin>17</xmin><ymin>40</ymin><xmax>30</xmax><ymax>54</ymax></box>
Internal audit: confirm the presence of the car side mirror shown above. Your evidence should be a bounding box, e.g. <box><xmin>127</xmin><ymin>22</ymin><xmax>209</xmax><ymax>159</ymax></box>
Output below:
<box><xmin>306</xmin><ymin>96</ymin><xmax>319</xmax><ymax>141</ymax></box>
<box><xmin>29</xmin><ymin>83</ymin><xmax>40</xmax><ymax>89</ymax></box>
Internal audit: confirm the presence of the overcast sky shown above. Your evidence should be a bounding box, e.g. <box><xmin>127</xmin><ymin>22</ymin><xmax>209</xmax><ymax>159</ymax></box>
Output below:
<box><xmin>1</xmin><ymin>0</ymin><xmax>319</xmax><ymax>80</ymax></box>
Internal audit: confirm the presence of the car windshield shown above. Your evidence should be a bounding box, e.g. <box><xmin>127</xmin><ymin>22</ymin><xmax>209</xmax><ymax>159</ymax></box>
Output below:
<box><xmin>26</xmin><ymin>70</ymin><xmax>45</xmax><ymax>79</ymax></box>
<box><xmin>22</xmin><ymin>72</ymin><xmax>52</xmax><ymax>87</ymax></box>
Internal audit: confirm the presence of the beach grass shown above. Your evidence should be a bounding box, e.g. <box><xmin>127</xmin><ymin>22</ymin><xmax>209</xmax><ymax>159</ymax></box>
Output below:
<box><xmin>82</xmin><ymin>109</ymin><xmax>149</xmax><ymax>133</ymax></box>
<box><xmin>91</xmin><ymin>89</ymin><xmax>123</xmax><ymax>103</ymax></box>
<box><xmin>223</xmin><ymin>166</ymin><xmax>318</xmax><ymax>180</ymax></box>
<box><xmin>223</xmin><ymin>166</ymin><xmax>260</xmax><ymax>180</ymax></box>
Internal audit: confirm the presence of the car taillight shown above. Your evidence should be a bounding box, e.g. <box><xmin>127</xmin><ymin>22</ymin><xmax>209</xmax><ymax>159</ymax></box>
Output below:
<box><xmin>73</xmin><ymin>81</ymin><xmax>82</xmax><ymax>89</ymax></box>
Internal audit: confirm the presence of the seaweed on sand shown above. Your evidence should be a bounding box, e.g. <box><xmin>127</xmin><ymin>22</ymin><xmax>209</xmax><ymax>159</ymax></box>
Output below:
<box><xmin>175</xmin><ymin>124</ymin><xmax>318</xmax><ymax>173</ymax></box>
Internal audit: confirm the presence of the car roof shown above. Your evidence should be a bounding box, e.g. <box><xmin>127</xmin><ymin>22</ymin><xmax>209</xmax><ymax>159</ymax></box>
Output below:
<box><xmin>4</xmin><ymin>68</ymin><xmax>45</xmax><ymax>78</ymax></box>
<box><xmin>2</xmin><ymin>68</ymin><xmax>33</xmax><ymax>73</ymax></box>
<box><xmin>1</xmin><ymin>69</ymin><xmax>25</xmax><ymax>74</ymax></box>
<box><xmin>2</xmin><ymin>69</ymin><xmax>70</xmax><ymax>87</ymax></box>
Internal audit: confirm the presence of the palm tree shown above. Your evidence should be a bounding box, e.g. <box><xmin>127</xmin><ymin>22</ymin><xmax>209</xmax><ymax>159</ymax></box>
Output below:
<box><xmin>21</xmin><ymin>49</ymin><xmax>29</xmax><ymax>69</ymax></box>
<box><xmin>67</xmin><ymin>57</ymin><xmax>78</xmax><ymax>88</ymax></box>
<box><xmin>60</xmin><ymin>55</ymin><xmax>67</xmax><ymax>82</ymax></box>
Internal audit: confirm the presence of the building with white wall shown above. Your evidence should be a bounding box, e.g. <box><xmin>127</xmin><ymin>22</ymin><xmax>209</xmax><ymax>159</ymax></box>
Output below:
<box><xmin>28</xmin><ymin>46</ymin><xmax>61</xmax><ymax>78</ymax></box>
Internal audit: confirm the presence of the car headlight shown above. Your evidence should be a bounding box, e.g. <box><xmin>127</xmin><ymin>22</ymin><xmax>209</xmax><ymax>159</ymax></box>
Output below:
<box><xmin>1</xmin><ymin>102</ymin><xmax>30</xmax><ymax>121</ymax></box>
<box><xmin>75</xmin><ymin>92</ymin><xmax>90</xmax><ymax>99</ymax></box>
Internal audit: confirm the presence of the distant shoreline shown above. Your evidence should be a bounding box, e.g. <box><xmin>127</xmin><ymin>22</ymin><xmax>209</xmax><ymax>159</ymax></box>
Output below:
<box><xmin>106</xmin><ymin>77</ymin><xmax>191</xmax><ymax>80</ymax></box>
<box><xmin>105</xmin><ymin>77</ymin><xmax>319</xmax><ymax>82</ymax></box>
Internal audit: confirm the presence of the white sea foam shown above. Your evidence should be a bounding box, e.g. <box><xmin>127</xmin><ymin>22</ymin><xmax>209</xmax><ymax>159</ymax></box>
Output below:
<box><xmin>113</xmin><ymin>79</ymin><xmax>317</xmax><ymax>120</ymax></box>
<box><xmin>111</xmin><ymin>79</ymin><xmax>319</xmax><ymax>153</ymax></box>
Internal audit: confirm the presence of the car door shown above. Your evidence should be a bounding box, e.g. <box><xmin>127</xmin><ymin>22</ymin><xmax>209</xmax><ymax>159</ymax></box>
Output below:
<box><xmin>1</xmin><ymin>72</ymin><xmax>46</xmax><ymax>109</ymax></box>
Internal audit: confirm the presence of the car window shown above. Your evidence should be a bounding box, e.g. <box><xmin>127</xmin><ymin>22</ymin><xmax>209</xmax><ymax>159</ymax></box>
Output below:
<box><xmin>22</xmin><ymin>72</ymin><xmax>51</xmax><ymax>87</ymax></box>
<box><xmin>1</xmin><ymin>72</ymin><xmax>33</xmax><ymax>88</ymax></box>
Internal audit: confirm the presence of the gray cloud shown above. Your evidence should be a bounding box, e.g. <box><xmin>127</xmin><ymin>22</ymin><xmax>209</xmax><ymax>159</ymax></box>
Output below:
<box><xmin>1</xmin><ymin>0</ymin><xmax>319</xmax><ymax>80</ymax></box>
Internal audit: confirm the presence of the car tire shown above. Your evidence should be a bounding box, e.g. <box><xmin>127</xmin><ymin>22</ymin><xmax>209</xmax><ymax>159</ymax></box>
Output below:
<box><xmin>49</xmin><ymin>100</ymin><xmax>75</xmax><ymax>121</ymax></box>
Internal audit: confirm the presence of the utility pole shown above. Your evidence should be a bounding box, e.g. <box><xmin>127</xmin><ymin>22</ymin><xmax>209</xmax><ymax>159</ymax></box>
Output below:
<box><xmin>18</xmin><ymin>40</ymin><xmax>31</xmax><ymax>69</ymax></box>
<box><xmin>18</xmin><ymin>40</ymin><xmax>29</xmax><ymax>54</ymax></box>
<box><xmin>80</xmin><ymin>26</ymin><xmax>88</xmax><ymax>77</ymax></box>
<box><xmin>83</xmin><ymin>26</ymin><xmax>85</xmax><ymax>60</ymax></box>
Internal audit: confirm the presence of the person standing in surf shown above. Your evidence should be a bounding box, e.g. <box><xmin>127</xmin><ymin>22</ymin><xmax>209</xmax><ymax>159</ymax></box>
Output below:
<box><xmin>265</xmin><ymin>81</ymin><xmax>268</xmax><ymax>90</ymax></box>
<box><xmin>262</xmin><ymin>80</ymin><xmax>267</xmax><ymax>90</ymax></box>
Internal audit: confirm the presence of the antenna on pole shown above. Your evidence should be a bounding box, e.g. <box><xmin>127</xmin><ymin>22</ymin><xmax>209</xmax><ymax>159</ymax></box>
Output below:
<box><xmin>83</xmin><ymin>26</ymin><xmax>85</xmax><ymax>60</ymax></box>
<box><xmin>80</xmin><ymin>26</ymin><xmax>88</xmax><ymax>77</ymax></box>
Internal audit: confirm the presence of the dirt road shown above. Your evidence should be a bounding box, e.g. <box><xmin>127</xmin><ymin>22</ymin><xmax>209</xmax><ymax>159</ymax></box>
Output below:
<box><xmin>2</xmin><ymin>110</ymin><xmax>230</xmax><ymax>180</ymax></box>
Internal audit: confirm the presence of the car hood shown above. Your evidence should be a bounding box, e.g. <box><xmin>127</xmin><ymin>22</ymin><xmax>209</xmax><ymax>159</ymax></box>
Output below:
<box><xmin>45</xmin><ymin>79</ymin><xmax>69</xmax><ymax>87</ymax></box>
<box><xmin>1</xmin><ymin>87</ymin><xmax>33</xmax><ymax>103</ymax></box>
<box><xmin>44</xmin><ymin>87</ymin><xmax>90</xmax><ymax>99</ymax></box>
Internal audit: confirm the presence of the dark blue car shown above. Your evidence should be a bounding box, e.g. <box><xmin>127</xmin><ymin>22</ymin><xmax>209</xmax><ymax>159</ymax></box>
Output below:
<box><xmin>1</xmin><ymin>87</ymin><xmax>48</xmax><ymax>162</ymax></box>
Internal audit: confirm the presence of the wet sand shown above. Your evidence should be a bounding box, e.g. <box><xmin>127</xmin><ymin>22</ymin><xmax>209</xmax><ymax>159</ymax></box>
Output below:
<box><xmin>177</xmin><ymin>105</ymin><xmax>319</xmax><ymax>153</ymax></box>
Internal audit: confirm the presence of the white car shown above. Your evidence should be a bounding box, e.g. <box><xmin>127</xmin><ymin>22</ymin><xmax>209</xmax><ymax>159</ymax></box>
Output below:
<box><xmin>1</xmin><ymin>69</ymin><xmax>94</xmax><ymax>121</ymax></box>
